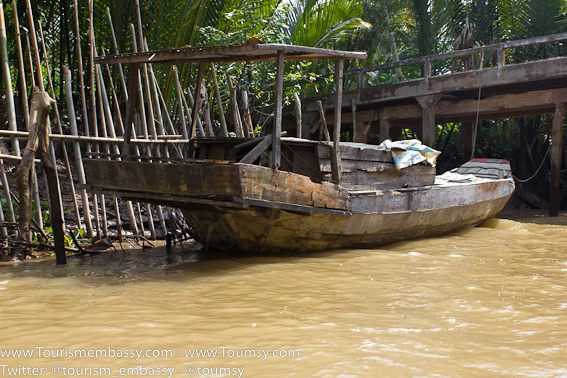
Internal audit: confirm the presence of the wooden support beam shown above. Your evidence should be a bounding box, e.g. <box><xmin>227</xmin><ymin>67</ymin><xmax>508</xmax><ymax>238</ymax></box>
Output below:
<box><xmin>316</xmin><ymin>101</ymin><xmax>331</xmax><ymax>142</ymax></box>
<box><xmin>331</xmin><ymin>58</ymin><xmax>344</xmax><ymax>184</ymax></box>
<box><xmin>272</xmin><ymin>50</ymin><xmax>284</xmax><ymax>169</ymax></box>
<box><xmin>239</xmin><ymin>135</ymin><xmax>272</xmax><ymax>164</ymax></box>
<box><xmin>550</xmin><ymin>103</ymin><xmax>565</xmax><ymax>217</ymax></box>
<box><xmin>351</xmin><ymin>99</ymin><xmax>357</xmax><ymax>142</ymax></box>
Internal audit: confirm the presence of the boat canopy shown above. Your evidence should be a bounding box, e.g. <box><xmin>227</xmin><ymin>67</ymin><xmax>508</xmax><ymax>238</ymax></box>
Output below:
<box><xmin>95</xmin><ymin>39</ymin><xmax>367</xmax><ymax>65</ymax></box>
<box><xmin>95</xmin><ymin>39</ymin><xmax>367</xmax><ymax>182</ymax></box>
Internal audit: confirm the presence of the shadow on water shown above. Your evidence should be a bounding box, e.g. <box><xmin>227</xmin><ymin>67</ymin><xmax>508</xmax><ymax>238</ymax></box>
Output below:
<box><xmin>0</xmin><ymin>239</ymin><xmax>349</xmax><ymax>283</ymax></box>
<box><xmin>497</xmin><ymin>209</ymin><xmax>567</xmax><ymax>226</ymax></box>
<box><xmin>4</xmin><ymin>210</ymin><xmax>555</xmax><ymax>281</ymax></box>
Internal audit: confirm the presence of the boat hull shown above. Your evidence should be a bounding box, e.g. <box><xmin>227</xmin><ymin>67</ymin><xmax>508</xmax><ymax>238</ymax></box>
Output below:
<box><xmin>83</xmin><ymin>158</ymin><xmax>514</xmax><ymax>253</ymax></box>
<box><xmin>181</xmin><ymin>180</ymin><xmax>514</xmax><ymax>253</ymax></box>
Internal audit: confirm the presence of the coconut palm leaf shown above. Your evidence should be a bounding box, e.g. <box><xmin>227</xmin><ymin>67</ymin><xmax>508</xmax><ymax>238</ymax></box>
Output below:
<box><xmin>284</xmin><ymin>0</ymin><xmax>371</xmax><ymax>47</ymax></box>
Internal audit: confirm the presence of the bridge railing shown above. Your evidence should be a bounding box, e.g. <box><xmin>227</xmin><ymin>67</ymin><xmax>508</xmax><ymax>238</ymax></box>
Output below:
<box><xmin>344</xmin><ymin>32</ymin><xmax>567</xmax><ymax>85</ymax></box>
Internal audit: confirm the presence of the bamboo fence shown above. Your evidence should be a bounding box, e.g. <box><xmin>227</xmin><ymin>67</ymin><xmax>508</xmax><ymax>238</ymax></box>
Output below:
<box><xmin>0</xmin><ymin>0</ymin><xmax>263</xmax><ymax>255</ymax></box>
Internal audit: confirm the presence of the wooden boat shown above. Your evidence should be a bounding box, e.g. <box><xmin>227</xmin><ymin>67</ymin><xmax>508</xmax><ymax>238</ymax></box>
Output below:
<box><xmin>84</xmin><ymin>138</ymin><xmax>514</xmax><ymax>253</ymax></box>
<box><xmin>84</xmin><ymin>42</ymin><xmax>514</xmax><ymax>253</ymax></box>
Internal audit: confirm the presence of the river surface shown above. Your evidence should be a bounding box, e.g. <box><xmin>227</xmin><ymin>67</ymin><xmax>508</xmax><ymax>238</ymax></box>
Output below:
<box><xmin>1</xmin><ymin>211</ymin><xmax>566</xmax><ymax>378</ymax></box>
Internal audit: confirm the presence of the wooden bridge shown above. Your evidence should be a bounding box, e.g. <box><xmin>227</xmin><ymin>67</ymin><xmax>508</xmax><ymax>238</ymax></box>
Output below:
<box><xmin>290</xmin><ymin>33</ymin><xmax>567</xmax><ymax>216</ymax></box>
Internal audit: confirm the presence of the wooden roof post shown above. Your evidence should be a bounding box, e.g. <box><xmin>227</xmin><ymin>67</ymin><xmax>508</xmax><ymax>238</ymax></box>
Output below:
<box><xmin>331</xmin><ymin>58</ymin><xmax>344</xmax><ymax>184</ymax></box>
<box><xmin>550</xmin><ymin>103</ymin><xmax>565</xmax><ymax>217</ymax></box>
<box><xmin>123</xmin><ymin>62</ymin><xmax>140</xmax><ymax>158</ymax></box>
<box><xmin>272</xmin><ymin>50</ymin><xmax>284</xmax><ymax>169</ymax></box>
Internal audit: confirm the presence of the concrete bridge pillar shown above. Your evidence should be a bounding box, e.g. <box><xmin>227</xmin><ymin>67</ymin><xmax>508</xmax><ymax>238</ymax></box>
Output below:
<box><xmin>463</xmin><ymin>121</ymin><xmax>475</xmax><ymax>160</ymax></box>
<box><xmin>379</xmin><ymin>119</ymin><xmax>390</xmax><ymax>143</ymax></box>
<box><xmin>416</xmin><ymin>94</ymin><xmax>443</xmax><ymax>147</ymax></box>
<box><xmin>550</xmin><ymin>103</ymin><xmax>565</xmax><ymax>217</ymax></box>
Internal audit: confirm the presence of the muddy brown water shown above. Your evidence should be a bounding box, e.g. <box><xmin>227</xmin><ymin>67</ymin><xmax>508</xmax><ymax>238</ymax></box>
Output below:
<box><xmin>1</xmin><ymin>211</ymin><xmax>566</xmax><ymax>377</ymax></box>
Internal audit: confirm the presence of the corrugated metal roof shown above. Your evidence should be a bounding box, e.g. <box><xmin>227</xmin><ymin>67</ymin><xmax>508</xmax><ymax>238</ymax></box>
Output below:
<box><xmin>95</xmin><ymin>41</ymin><xmax>367</xmax><ymax>65</ymax></box>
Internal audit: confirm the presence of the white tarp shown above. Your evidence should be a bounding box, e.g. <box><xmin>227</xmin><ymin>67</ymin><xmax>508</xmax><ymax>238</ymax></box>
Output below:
<box><xmin>379</xmin><ymin>139</ymin><xmax>441</xmax><ymax>169</ymax></box>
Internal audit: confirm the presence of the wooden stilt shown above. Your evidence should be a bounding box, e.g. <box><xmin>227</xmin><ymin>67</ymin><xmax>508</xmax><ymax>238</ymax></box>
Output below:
<box><xmin>272</xmin><ymin>50</ymin><xmax>285</xmax><ymax>169</ymax></box>
<box><xmin>331</xmin><ymin>58</ymin><xmax>344</xmax><ymax>184</ymax></box>
<box><xmin>293</xmin><ymin>93</ymin><xmax>302</xmax><ymax>138</ymax></box>
<box><xmin>550</xmin><ymin>103</ymin><xmax>565</xmax><ymax>217</ymax></box>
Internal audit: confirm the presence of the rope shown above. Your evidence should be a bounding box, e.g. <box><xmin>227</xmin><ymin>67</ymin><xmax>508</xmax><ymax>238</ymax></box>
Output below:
<box><xmin>512</xmin><ymin>142</ymin><xmax>551</xmax><ymax>183</ymax></box>
<box><xmin>471</xmin><ymin>48</ymin><xmax>485</xmax><ymax>159</ymax></box>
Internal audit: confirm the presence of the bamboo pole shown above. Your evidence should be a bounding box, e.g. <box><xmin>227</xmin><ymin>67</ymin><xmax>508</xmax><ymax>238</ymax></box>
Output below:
<box><xmin>24</xmin><ymin>0</ymin><xmax>43</xmax><ymax>90</ymax></box>
<box><xmin>113</xmin><ymin>196</ymin><xmax>123</xmax><ymax>242</ymax></box>
<box><xmin>94</xmin><ymin>65</ymin><xmax>109</xmax><ymax>237</ymax></box>
<box><xmin>136</xmin><ymin>203</ymin><xmax>145</xmax><ymax>237</ymax></box>
<box><xmin>73</xmin><ymin>0</ymin><xmax>90</xmax><ymax>138</ymax></box>
<box><xmin>104</xmin><ymin>59</ymin><xmax>153</xmax><ymax>238</ymax></box>
<box><xmin>151</xmin><ymin>70</ymin><xmax>184</xmax><ymax>158</ymax></box>
<box><xmin>25</xmin><ymin>0</ymin><xmax>68</xmax><ymax>234</ymax></box>
<box><xmin>172</xmin><ymin>66</ymin><xmax>189</xmax><ymax>141</ymax></box>
<box><xmin>103</xmin><ymin>59</ymin><xmax>146</xmax><ymax>238</ymax></box>
<box><xmin>0</xmin><ymin>161</ymin><xmax>16</xmax><ymax>225</ymax></box>
<box><xmin>12</xmin><ymin>0</ymin><xmax>29</xmax><ymax>131</ymax></box>
<box><xmin>227</xmin><ymin>75</ymin><xmax>244</xmax><ymax>137</ymax></box>
<box><xmin>103</xmin><ymin>60</ymin><xmax>125</xmax><ymax>135</ymax></box>
<box><xmin>11</xmin><ymin>0</ymin><xmax>40</xmax><ymax>232</ymax></box>
<box><xmin>105</xmin><ymin>7</ymin><xmax>127</xmax><ymax>102</ymax></box>
<box><xmin>0</xmin><ymin>0</ymin><xmax>21</xmax><ymax>156</ymax></box>
<box><xmin>132</xmin><ymin>10</ymin><xmax>168</xmax><ymax>238</ymax></box>
<box><xmin>38</xmin><ymin>22</ymin><xmax>82</xmax><ymax>231</ymax></box>
<box><xmin>210</xmin><ymin>63</ymin><xmax>228</xmax><ymax>137</ymax></box>
<box><xmin>186</xmin><ymin>86</ymin><xmax>206</xmax><ymax>138</ymax></box>
<box><xmin>96</xmin><ymin>57</ymin><xmax>139</xmax><ymax>236</ymax></box>
<box><xmin>0</xmin><ymin>187</ymin><xmax>7</xmax><ymax>237</ymax></box>
<box><xmin>130</xmin><ymin>24</ymin><xmax>150</xmax><ymax>157</ymax></box>
<box><xmin>190</xmin><ymin>62</ymin><xmax>206</xmax><ymax>138</ymax></box>
<box><xmin>88</xmin><ymin>0</ymin><xmax>101</xmax><ymax>239</ymax></box>
<box><xmin>25</xmin><ymin>34</ymin><xmax>34</xmax><ymax>87</ymax></box>
<box><xmin>63</xmin><ymin>67</ymin><xmax>94</xmax><ymax>238</ymax></box>
<box><xmin>135</xmin><ymin>2</ymin><xmax>158</xmax><ymax>146</ymax></box>
<box><xmin>0</xmin><ymin>131</ymin><xmax>192</xmax><ymax>144</ymax></box>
